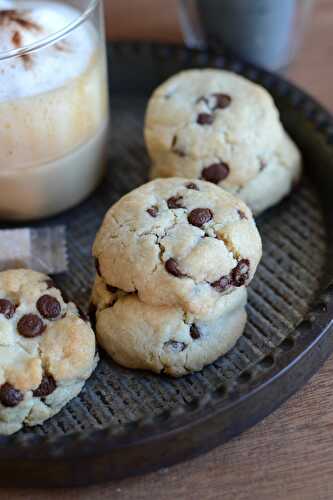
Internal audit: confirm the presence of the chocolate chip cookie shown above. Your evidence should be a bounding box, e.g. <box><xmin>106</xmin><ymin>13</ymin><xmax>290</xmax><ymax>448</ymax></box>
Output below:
<box><xmin>0</xmin><ymin>269</ymin><xmax>98</xmax><ymax>435</ymax></box>
<box><xmin>91</xmin><ymin>275</ymin><xmax>247</xmax><ymax>377</ymax></box>
<box><xmin>93</xmin><ymin>178</ymin><xmax>262</xmax><ymax>319</ymax></box>
<box><xmin>145</xmin><ymin>69</ymin><xmax>302</xmax><ymax>215</ymax></box>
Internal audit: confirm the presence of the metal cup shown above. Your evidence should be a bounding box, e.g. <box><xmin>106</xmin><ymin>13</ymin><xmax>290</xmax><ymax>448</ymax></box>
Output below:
<box><xmin>179</xmin><ymin>0</ymin><xmax>314</xmax><ymax>71</ymax></box>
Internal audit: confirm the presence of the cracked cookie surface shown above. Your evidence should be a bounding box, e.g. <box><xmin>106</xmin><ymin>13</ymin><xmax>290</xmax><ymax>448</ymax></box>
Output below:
<box><xmin>93</xmin><ymin>178</ymin><xmax>261</xmax><ymax>319</ymax></box>
<box><xmin>145</xmin><ymin>69</ymin><xmax>302</xmax><ymax>215</ymax></box>
<box><xmin>0</xmin><ymin>269</ymin><xmax>98</xmax><ymax>435</ymax></box>
<box><xmin>91</xmin><ymin>275</ymin><xmax>247</xmax><ymax>377</ymax></box>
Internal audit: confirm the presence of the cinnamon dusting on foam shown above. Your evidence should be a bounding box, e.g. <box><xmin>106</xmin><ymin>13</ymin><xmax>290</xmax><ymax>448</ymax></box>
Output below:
<box><xmin>0</xmin><ymin>10</ymin><xmax>41</xmax><ymax>32</ymax></box>
<box><xmin>1</xmin><ymin>10</ymin><xmax>42</xmax><ymax>69</ymax></box>
<box><xmin>11</xmin><ymin>30</ymin><xmax>21</xmax><ymax>47</ymax></box>
<box><xmin>55</xmin><ymin>41</ymin><xmax>71</xmax><ymax>53</ymax></box>
<box><xmin>0</xmin><ymin>2</ymin><xmax>97</xmax><ymax>102</ymax></box>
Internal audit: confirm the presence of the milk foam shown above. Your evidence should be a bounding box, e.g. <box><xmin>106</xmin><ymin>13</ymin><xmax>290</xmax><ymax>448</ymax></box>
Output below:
<box><xmin>0</xmin><ymin>1</ymin><xmax>97</xmax><ymax>101</ymax></box>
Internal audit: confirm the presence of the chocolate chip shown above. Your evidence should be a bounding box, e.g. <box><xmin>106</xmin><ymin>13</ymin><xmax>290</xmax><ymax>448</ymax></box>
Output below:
<box><xmin>95</xmin><ymin>258</ymin><xmax>101</xmax><ymax>276</ymax></box>
<box><xmin>231</xmin><ymin>259</ymin><xmax>250</xmax><ymax>287</ymax></box>
<box><xmin>197</xmin><ymin>113</ymin><xmax>214</xmax><ymax>125</ymax></box>
<box><xmin>0</xmin><ymin>299</ymin><xmax>16</xmax><ymax>319</ymax></box>
<box><xmin>238</xmin><ymin>209</ymin><xmax>247</xmax><ymax>220</ymax></box>
<box><xmin>202</xmin><ymin>162</ymin><xmax>230</xmax><ymax>184</ymax></box>
<box><xmin>165</xmin><ymin>258</ymin><xmax>183</xmax><ymax>277</ymax></box>
<box><xmin>211</xmin><ymin>275</ymin><xmax>231</xmax><ymax>292</ymax></box>
<box><xmin>164</xmin><ymin>340</ymin><xmax>187</xmax><ymax>352</ymax></box>
<box><xmin>167</xmin><ymin>196</ymin><xmax>184</xmax><ymax>209</ymax></box>
<box><xmin>17</xmin><ymin>314</ymin><xmax>46</xmax><ymax>338</ymax></box>
<box><xmin>106</xmin><ymin>284</ymin><xmax>118</xmax><ymax>293</ymax></box>
<box><xmin>188</xmin><ymin>208</ymin><xmax>213</xmax><ymax>227</ymax></box>
<box><xmin>33</xmin><ymin>374</ymin><xmax>56</xmax><ymax>398</ymax></box>
<box><xmin>213</xmin><ymin>93</ymin><xmax>232</xmax><ymax>110</ymax></box>
<box><xmin>45</xmin><ymin>279</ymin><xmax>55</xmax><ymax>289</ymax></box>
<box><xmin>37</xmin><ymin>295</ymin><xmax>61</xmax><ymax>320</ymax></box>
<box><xmin>190</xmin><ymin>324</ymin><xmax>201</xmax><ymax>339</ymax></box>
<box><xmin>186</xmin><ymin>182</ymin><xmax>199</xmax><ymax>191</ymax></box>
<box><xmin>147</xmin><ymin>206</ymin><xmax>158</xmax><ymax>217</ymax></box>
<box><xmin>0</xmin><ymin>383</ymin><xmax>24</xmax><ymax>407</ymax></box>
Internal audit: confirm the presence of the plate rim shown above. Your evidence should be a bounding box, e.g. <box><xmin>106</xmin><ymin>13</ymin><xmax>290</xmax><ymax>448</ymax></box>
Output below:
<box><xmin>1</xmin><ymin>41</ymin><xmax>333</xmax><ymax>487</ymax></box>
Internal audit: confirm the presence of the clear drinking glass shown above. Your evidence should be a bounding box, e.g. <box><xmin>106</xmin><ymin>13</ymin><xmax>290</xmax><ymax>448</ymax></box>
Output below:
<box><xmin>179</xmin><ymin>0</ymin><xmax>314</xmax><ymax>72</ymax></box>
<box><xmin>0</xmin><ymin>0</ymin><xmax>109</xmax><ymax>220</ymax></box>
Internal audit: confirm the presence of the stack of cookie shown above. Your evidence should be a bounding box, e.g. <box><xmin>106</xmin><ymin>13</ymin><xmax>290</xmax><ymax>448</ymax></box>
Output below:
<box><xmin>91</xmin><ymin>178</ymin><xmax>262</xmax><ymax>376</ymax></box>
<box><xmin>145</xmin><ymin>69</ymin><xmax>302</xmax><ymax>215</ymax></box>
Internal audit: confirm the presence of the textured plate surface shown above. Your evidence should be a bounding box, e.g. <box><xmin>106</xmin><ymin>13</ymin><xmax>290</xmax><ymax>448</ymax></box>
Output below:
<box><xmin>1</xmin><ymin>43</ymin><xmax>333</xmax><ymax>487</ymax></box>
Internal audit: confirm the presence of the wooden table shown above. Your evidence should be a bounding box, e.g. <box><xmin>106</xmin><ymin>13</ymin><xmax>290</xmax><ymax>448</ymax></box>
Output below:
<box><xmin>3</xmin><ymin>1</ymin><xmax>333</xmax><ymax>499</ymax></box>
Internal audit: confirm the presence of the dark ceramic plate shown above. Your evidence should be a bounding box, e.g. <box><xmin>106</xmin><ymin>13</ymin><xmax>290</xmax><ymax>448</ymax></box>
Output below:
<box><xmin>1</xmin><ymin>42</ymin><xmax>333</xmax><ymax>488</ymax></box>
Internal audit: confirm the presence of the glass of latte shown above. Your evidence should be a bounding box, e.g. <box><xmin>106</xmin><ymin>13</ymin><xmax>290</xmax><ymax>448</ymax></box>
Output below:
<box><xmin>0</xmin><ymin>0</ymin><xmax>109</xmax><ymax>220</ymax></box>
